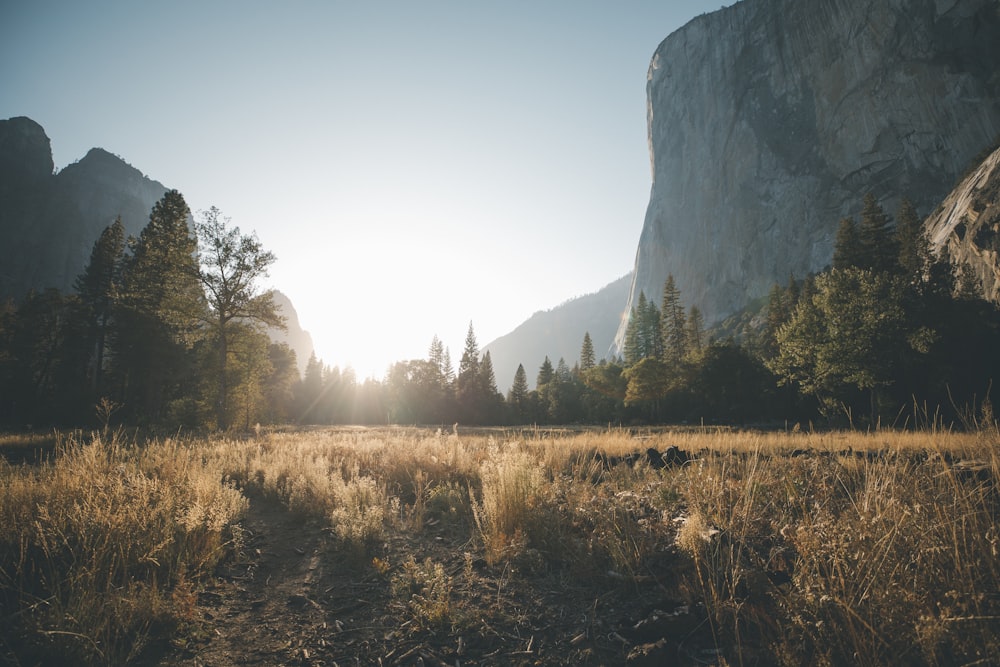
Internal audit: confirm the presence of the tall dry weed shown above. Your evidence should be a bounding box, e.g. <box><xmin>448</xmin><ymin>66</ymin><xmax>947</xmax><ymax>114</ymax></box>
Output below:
<box><xmin>0</xmin><ymin>432</ymin><xmax>246</xmax><ymax>665</ymax></box>
<box><xmin>471</xmin><ymin>446</ymin><xmax>546</xmax><ymax>565</ymax></box>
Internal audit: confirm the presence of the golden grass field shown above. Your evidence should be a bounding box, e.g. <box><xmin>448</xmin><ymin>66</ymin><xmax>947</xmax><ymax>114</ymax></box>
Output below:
<box><xmin>1</xmin><ymin>425</ymin><xmax>998</xmax><ymax>665</ymax></box>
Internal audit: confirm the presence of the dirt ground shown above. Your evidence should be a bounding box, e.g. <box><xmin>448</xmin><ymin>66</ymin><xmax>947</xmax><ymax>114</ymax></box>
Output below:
<box><xmin>146</xmin><ymin>493</ymin><xmax>720</xmax><ymax>667</ymax></box>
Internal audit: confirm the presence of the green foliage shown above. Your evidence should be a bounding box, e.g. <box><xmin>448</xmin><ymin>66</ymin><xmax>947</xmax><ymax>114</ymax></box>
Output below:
<box><xmin>536</xmin><ymin>356</ymin><xmax>554</xmax><ymax>388</ymax></box>
<box><xmin>660</xmin><ymin>275</ymin><xmax>685</xmax><ymax>364</ymax></box>
<box><xmin>771</xmin><ymin>268</ymin><xmax>908</xmax><ymax>418</ymax></box>
<box><xmin>579</xmin><ymin>331</ymin><xmax>596</xmax><ymax>371</ymax></box>
<box><xmin>895</xmin><ymin>198</ymin><xmax>930</xmax><ymax>282</ymax></box>
<box><xmin>6</xmin><ymin>188</ymin><xmax>1000</xmax><ymax>431</ymax></box>
<box><xmin>623</xmin><ymin>357</ymin><xmax>669</xmax><ymax>408</ymax></box>
<box><xmin>624</xmin><ymin>291</ymin><xmax>663</xmax><ymax>365</ymax></box>
<box><xmin>833</xmin><ymin>216</ymin><xmax>862</xmax><ymax>270</ymax></box>
<box><xmin>115</xmin><ymin>190</ymin><xmax>204</xmax><ymax>423</ymax></box>
<box><xmin>74</xmin><ymin>218</ymin><xmax>125</xmax><ymax>399</ymax></box>
<box><xmin>194</xmin><ymin>207</ymin><xmax>282</xmax><ymax>430</ymax></box>
<box><xmin>507</xmin><ymin>363</ymin><xmax>530</xmax><ymax>423</ymax></box>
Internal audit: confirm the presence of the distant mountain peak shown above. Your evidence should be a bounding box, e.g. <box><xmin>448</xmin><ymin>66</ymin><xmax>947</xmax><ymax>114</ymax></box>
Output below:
<box><xmin>484</xmin><ymin>274</ymin><xmax>632</xmax><ymax>392</ymax></box>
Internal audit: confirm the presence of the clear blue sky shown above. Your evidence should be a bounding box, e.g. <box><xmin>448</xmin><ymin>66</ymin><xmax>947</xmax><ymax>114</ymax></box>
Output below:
<box><xmin>1</xmin><ymin>0</ymin><xmax>724</xmax><ymax>380</ymax></box>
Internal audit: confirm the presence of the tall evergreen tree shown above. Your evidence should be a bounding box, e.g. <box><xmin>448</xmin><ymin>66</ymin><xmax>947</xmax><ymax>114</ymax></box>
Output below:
<box><xmin>478</xmin><ymin>350</ymin><xmax>504</xmax><ymax>423</ymax></box>
<box><xmin>74</xmin><ymin>217</ymin><xmax>125</xmax><ymax>397</ymax></box>
<box><xmin>685</xmin><ymin>306</ymin><xmax>705</xmax><ymax>357</ymax></box>
<box><xmin>624</xmin><ymin>292</ymin><xmax>663</xmax><ymax>365</ymax></box>
<box><xmin>895</xmin><ymin>198</ymin><xmax>930</xmax><ymax>283</ymax></box>
<box><xmin>480</xmin><ymin>351</ymin><xmax>499</xmax><ymax>396</ymax></box>
<box><xmin>428</xmin><ymin>335</ymin><xmax>446</xmax><ymax>378</ymax></box>
<box><xmin>456</xmin><ymin>322</ymin><xmax>481</xmax><ymax>421</ymax></box>
<box><xmin>579</xmin><ymin>331</ymin><xmax>596</xmax><ymax>372</ymax></box>
<box><xmin>623</xmin><ymin>292</ymin><xmax>646</xmax><ymax>366</ymax></box>
<box><xmin>763</xmin><ymin>283</ymin><xmax>789</xmax><ymax>360</ymax></box>
<box><xmin>536</xmin><ymin>356</ymin><xmax>554</xmax><ymax>388</ymax></box>
<box><xmin>858</xmin><ymin>193</ymin><xmax>897</xmax><ymax>272</ymax></box>
<box><xmin>508</xmin><ymin>363</ymin><xmax>530</xmax><ymax>422</ymax></box>
<box><xmin>262</xmin><ymin>342</ymin><xmax>299</xmax><ymax>424</ymax></box>
<box><xmin>297</xmin><ymin>352</ymin><xmax>324</xmax><ymax>422</ymax></box>
<box><xmin>833</xmin><ymin>217</ymin><xmax>862</xmax><ymax>270</ymax></box>
<box><xmin>441</xmin><ymin>347</ymin><xmax>455</xmax><ymax>385</ymax></box>
<box><xmin>661</xmin><ymin>275</ymin><xmax>686</xmax><ymax>365</ymax></box>
<box><xmin>545</xmin><ymin>357</ymin><xmax>580</xmax><ymax>423</ymax></box>
<box><xmin>425</xmin><ymin>334</ymin><xmax>451</xmax><ymax>421</ymax></box>
<box><xmin>115</xmin><ymin>190</ymin><xmax>204</xmax><ymax>423</ymax></box>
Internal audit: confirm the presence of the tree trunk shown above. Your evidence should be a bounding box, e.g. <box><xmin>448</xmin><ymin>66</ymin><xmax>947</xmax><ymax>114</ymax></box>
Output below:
<box><xmin>218</xmin><ymin>317</ymin><xmax>228</xmax><ymax>430</ymax></box>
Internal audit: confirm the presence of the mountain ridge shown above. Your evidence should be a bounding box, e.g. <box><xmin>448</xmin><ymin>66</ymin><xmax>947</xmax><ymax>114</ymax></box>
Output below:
<box><xmin>484</xmin><ymin>273</ymin><xmax>631</xmax><ymax>392</ymax></box>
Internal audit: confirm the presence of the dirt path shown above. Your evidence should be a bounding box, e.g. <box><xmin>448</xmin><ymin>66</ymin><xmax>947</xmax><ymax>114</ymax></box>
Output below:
<box><xmin>149</xmin><ymin>495</ymin><xmax>717</xmax><ymax>666</ymax></box>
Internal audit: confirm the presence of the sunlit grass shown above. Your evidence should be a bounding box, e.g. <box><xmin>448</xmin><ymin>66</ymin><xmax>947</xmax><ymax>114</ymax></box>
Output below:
<box><xmin>1</xmin><ymin>425</ymin><xmax>997</xmax><ymax>664</ymax></box>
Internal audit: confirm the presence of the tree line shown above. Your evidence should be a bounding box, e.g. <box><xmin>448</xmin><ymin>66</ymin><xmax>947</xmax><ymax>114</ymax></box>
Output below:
<box><xmin>0</xmin><ymin>190</ymin><xmax>293</xmax><ymax>430</ymax></box>
<box><xmin>2</xmin><ymin>191</ymin><xmax>998</xmax><ymax>430</ymax></box>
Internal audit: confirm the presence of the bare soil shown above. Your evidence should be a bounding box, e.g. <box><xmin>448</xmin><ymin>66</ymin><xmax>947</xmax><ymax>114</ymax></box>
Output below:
<box><xmin>146</xmin><ymin>493</ymin><xmax>719</xmax><ymax>667</ymax></box>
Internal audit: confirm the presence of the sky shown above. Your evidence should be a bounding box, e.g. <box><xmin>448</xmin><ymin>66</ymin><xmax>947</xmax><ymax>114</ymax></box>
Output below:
<box><xmin>1</xmin><ymin>0</ymin><xmax>723</xmax><ymax>381</ymax></box>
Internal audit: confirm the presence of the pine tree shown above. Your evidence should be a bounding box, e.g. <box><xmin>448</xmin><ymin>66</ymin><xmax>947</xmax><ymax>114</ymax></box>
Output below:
<box><xmin>579</xmin><ymin>331</ymin><xmax>596</xmax><ymax>371</ymax></box>
<box><xmin>546</xmin><ymin>357</ymin><xmax>580</xmax><ymax>423</ymax></box>
<box><xmin>833</xmin><ymin>217</ymin><xmax>862</xmax><ymax>270</ymax></box>
<box><xmin>763</xmin><ymin>283</ymin><xmax>788</xmax><ymax>360</ymax></box>
<box><xmin>858</xmin><ymin>193</ymin><xmax>897</xmax><ymax>272</ymax></box>
<box><xmin>428</xmin><ymin>335</ymin><xmax>446</xmax><ymax>378</ymax></box>
<box><xmin>623</xmin><ymin>292</ymin><xmax>647</xmax><ymax>366</ymax></box>
<box><xmin>661</xmin><ymin>275</ymin><xmax>686</xmax><ymax>365</ymax></box>
<box><xmin>262</xmin><ymin>342</ymin><xmax>299</xmax><ymax>423</ymax></box>
<box><xmin>74</xmin><ymin>217</ymin><xmax>125</xmax><ymax>396</ymax></box>
<box><xmin>298</xmin><ymin>352</ymin><xmax>324</xmax><ymax>422</ymax></box>
<box><xmin>479</xmin><ymin>351</ymin><xmax>499</xmax><ymax>397</ymax></box>
<box><xmin>508</xmin><ymin>363</ymin><xmax>530</xmax><ymax>414</ymax></box>
<box><xmin>685</xmin><ymin>306</ymin><xmax>705</xmax><ymax>357</ymax></box>
<box><xmin>895</xmin><ymin>198</ymin><xmax>930</xmax><ymax>283</ymax></box>
<box><xmin>426</xmin><ymin>334</ymin><xmax>451</xmax><ymax>421</ymax></box>
<box><xmin>441</xmin><ymin>347</ymin><xmax>455</xmax><ymax>385</ymax></box>
<box><xmin>456</xmin><ymin>322</ymin><xmax>481</xmax><ymax>421</ymax></box>
<box><xmin>536</xmin><ymin>356</ymin><xmax>554</xmax><ymax>388</ymax></box>
<box><xmin>786</xmin><ymin>273</ymin><xmax>802</xmax><ymax>307</ymax></box>
<box><xmin>115</xmin><ymin>190</ymin><xmax>204</xmax><ymax>422</ymax></box>
<box><xmin>644</xmin><ymin>296</ymin><xmax>664</xmax><ymax>361</ymax></box>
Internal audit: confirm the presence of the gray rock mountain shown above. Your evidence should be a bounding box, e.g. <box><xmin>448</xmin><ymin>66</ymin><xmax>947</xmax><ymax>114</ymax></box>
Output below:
<box><xmin>615</xmin><ymin>0</ymin><xmax>1000</xmax><ymax>353</ymax></box>
<box><xmin>925</xmin><ymin>144</ymin><xmax>1000</xmax><ymax>298</ymax></box>
<box><xmin>484</xmin><ymin>274</ymin><xmax>632</xmax><ymax>392</ymax></box>
<box><xmin>0</xmin><ymin>116</ymin><xmax>170</xmax><ymax>300</ymax></box>
<box><xmin>269</xmin><ymin>290</ymin><xmax>315</xmax><ymax>377</ymax></box>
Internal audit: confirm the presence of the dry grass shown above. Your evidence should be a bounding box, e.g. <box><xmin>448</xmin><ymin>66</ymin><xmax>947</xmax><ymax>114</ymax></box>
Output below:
<box><xmin>1</xmin><ymin>424</ymin><xmax>997</xmax><ymax>664</ymax></box>
<box><xmin>0</xmin><ymin>431</ymin><xmax>246</xmax><ymax>664</ymax></box>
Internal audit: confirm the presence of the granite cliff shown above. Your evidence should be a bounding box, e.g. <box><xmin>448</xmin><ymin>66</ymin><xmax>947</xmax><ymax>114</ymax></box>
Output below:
<box><xmin>924</xmin><ymin>144</ymin><xmax>1000</xmax><ymax>299</ymax></box>
<box><xmin>269</xmin><ymin>290</ymin><xmax>316</xmax><ymax>377</ymax></box>
<box><xmin>615</xmin><ymin>0</ymin><xmax>1000</xmax><ymax>352</ymax></box>
<box><xmin>0</xmin><ymin>116</ymin><xmax>169</xmax><ymax>300</ymax></box>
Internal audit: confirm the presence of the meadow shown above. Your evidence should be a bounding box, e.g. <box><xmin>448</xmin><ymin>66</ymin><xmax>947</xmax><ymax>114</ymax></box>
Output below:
<box><xmin>1</xmin><ymin>425</ymin><xmax>998</xmax><ymax>665</ymax></box>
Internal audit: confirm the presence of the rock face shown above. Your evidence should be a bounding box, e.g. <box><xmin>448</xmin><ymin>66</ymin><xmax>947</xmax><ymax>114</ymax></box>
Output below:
<box><xmin>924</xmin><ymin>145</ymin><xmax>1000</xmax><ymax>299</ymax></box>
<box><xmin>615</xmin><ymin>0</ymin><xmax>1000</xmax><ymax>352</ymax></box>
<box><xmin>485</xmin><ymin>274</ymin><xmax>632</xmax><ymax>392</ymax></box>
<box><xmin>269</xmin><ymin>290</ymin><xmax>316</xmax><ymax>377</ymax></box>
<box><xmin>0</xmin><ymin>116</ymin><xmax>169</xmax><ymax>299</ymax></box>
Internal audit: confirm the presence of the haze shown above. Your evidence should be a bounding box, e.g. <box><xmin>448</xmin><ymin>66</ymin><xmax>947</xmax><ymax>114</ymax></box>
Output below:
<box><xmin>1</xmin><ymin>1</ymin><xmax>722</xmax><ymax>381</ymax></box>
